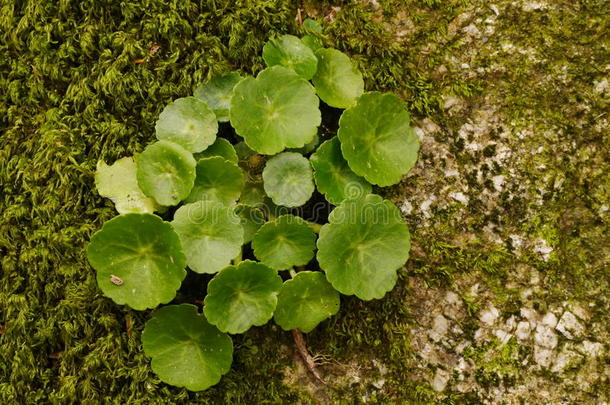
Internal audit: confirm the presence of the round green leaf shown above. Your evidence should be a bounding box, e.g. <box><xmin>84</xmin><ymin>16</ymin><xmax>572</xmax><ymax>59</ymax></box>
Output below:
<box><xmin>87</xmin><ymin>214</ymin><xmax>187</xmax><ymax>310</ymax></box>
<box><xmin>193</xmin><ymin>137</ymin><xmax>238</xmax><ymax>163</ymax></box>
<box><xmin>142</xmin><ymin>304</ymin><xmax>233</xmax><ymax>391</ymax></box>
<box><xmin>239</xmin><ymin>181</ymin><xmax>267</xmax><ymax>206</ymax></box>
<box><xmin>317</xmin><ymin>194</ymin><xmax>411</xmax><ymax>300</ymax></box>
<box><xmin>136</xmin><ymin>141</ymin><xmax>196</xmax><ymax>206</ymax></box>
<box><xmin>204</xmin><ymin>261</ymin><xmax>283</xmax><ymax>334</ymax></box>
<box><xmin>338</xmin><ymin>92</ymin><xmax>419</xmax><ymax>186</ymax></box>
<box><xmin>155</xmin><ymin>97</ymin><xmax>218</xmax><ymax>153</ymax></box>
<box><xmin>301</xmin><ymin>35</ymin><xmax>323</xmax><ymax>51</ymax></box>
<box><xmin>95</xmin><ymin>157</ymin><xmax>159</xmax><ymax>214</ymax></box>
<box><xmin>252</xmin><ymin>215</ymin><xmax>316</xmax><ymax>270</ymax></box>
<box><xmin>262</xmin><ymin>35</ymin><xmax>318</xmax><ymax>80</ymax></box>
<box><xmin>312</xmin><ymin>48</ymin><xmax>364</xmax><ymax>109</ymax></box>
<box><xmin>274</xmin><ymin>271</ymin><xmax>340</xmax><ymax>333</ymax></box>
<box><xmin>288</xmin><ymin>133</ymin><xmax>320</xmax><ymax>155</ymax></box>
<box><xmin>171</xmin><ymin>201</ymin><xmax>244</xmax><ymax>274</ymax></box>
<box><xmin>234</xmin><ymin>141</ymin><xmax>257</xmax><ymax>161</ymax></box>
<box><xmin>234</xmin><ymin>204</ymin><xmax>266</xmax><ymax>243</ymax></box>
<box><xmin>262</xmin><ymin>152</ymin><xmax>314</xmax><ymax>207</ymax></box>
<box><xmin>303</xmin><ymin>18</ymin><xmax>323</xmax><ymax>33</ymax></box>
<box><xmin>230</xmin><ymin>66</ymin><xmax>321</xmax><ymax>155</ymax></box>
<box><xmin>194</xmin><ymin>72</ymin><xmax>243</xmax><ymax>122</ymax></box>
<box><xmin>310</xmin><ymin>137</ymin><xmax>371</xmax><ymax>205</ymax></box>
<box><xmin>186</xmin><ymin>157</ymin><xmax>244</xmax><ymax>206</ymax></box>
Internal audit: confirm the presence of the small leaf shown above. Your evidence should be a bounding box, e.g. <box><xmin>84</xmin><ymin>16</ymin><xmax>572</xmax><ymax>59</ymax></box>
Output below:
<box><xmin>338</xmin><ymin>92</ymin><xmax>420</xmax><ymax>186</ymax></box>
<box><xmin>234</xmin><ymin>204</ymin><xmax>266</xmax><ymax>243</ymax></box>
<box><xmin>87</xmin><ymin>214</ymin><xmax>187</xmax><ymax>310</ymax></box>
<box><xmin>204</xmin><ymin>261</ymin><xmax>283</xmax><ymax>334</ymax></box>
<box><xmin>230</xmin><ymin>66</ymin><xmax>321</xmax><ymax>155</ymax></box>
<box><xmin>262</xmin><ymin>152</ymin><xmax>314</xmax><ymax>207</ymax></box>
<box><xmin>95</xmin><ymin>157</ymin><xmax>159</xmax><ymax>214</ymax></box>
<box><xmin>274</xmin><ymin>271</ymin><xmax>340</xmax><ymax>333</ymax></box>
<box><xmin>288</xmin><ymin>133</ymin><xmax>320</xmax><ymax>155</ymax></box>
<box><xmin>142</xmin><ymin>304</ymin><xmax>233</xmax><ymax>391</ymax></box>
<box><xmin>252</xmin><ymin>215</ymin><xmax>316</xmax><ymax>270</ymax></box>
<box><xmin>312</xmin><ymin>48</ymin><xmax>364</xmax><ymax>108</ymax></box>
<box><xmin>171</xmin><ymin>201</ymin><xmax>244</xmax><ymax>274</ymax></box>
<box><xmin>310</xmin><ymin>137</ymin><xmax>371</xmax><ymax>205</ymax></box>
<box><xmin>262</xmin><ymin>35</ymin><xmax>318</xmax><ymax>80</ymax></box>
<box><xmin>186</xmin><ymin>157</ymin><xmax>244</xmax><ymax>206</ymax></box>
<box><xmin>234</xmin><ymin>141</ymin><xmax>257</xmax><ymax>161</ymax></box>
<box><xmin>301</xmin><ymin>35</ymin><xmax>323</xmax><ymax>51</ymax></box>
<box><xmin>155</xmin><ymin>97</ymin><xmax>218</xmax><ymax>153</ymax></box>
<box><xmin>193</xmin><ymin>137</ymin><xmax>238</xmax><ymax>163</ymax></box>
<box><xmin>303</xmin><ymin>18</ymin><xmax>323</xmax><ymax>33</ymax></box>
<box><xmin>317</xmin><ymin>194</ymin><xmax>411</xmax><ymax>300</ymax></box>
<box><xmin>194</xmin><ymin>72</ymin><xmax>243</xmax><ymax>122</ymax></box>
<box><xmin>239</xmin><ymin>181</ymin><xmax>267</xmax><ymax>206</ymax></box>
<box><xmin>136</xmin><ymin>141</ymin><xmax>196</xmax><ymax>206</ymax></box>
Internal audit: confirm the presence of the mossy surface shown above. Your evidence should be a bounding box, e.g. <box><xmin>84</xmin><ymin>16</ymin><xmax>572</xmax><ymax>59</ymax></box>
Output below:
<box><xmin>1</xmin><ymin>0</ymin><xmax>608</xmax><ymax>404</ymax></box>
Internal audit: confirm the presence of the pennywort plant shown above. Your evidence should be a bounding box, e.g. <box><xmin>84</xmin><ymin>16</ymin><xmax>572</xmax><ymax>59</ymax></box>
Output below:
<box><xmin>87</xmin><ymin>23</ymin><xmax>420</xmax><ymax>391</ymax></box>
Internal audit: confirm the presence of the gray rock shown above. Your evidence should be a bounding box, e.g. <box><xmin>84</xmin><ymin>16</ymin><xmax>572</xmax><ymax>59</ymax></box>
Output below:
<box><xmin>515</xmin><ymin>321</ymin><xmax>532</xmax><ymax>340</ymax></box>
<box><xmin>556</xmin><ymin>311</ymin><xmax>585</xmax><ymax>339</ymax></box>
<box><xmin>534</xmin><ymin>346</ymin><xmax>554</xmax><ymax>367</ymax></box>
<box><xmin>432</xmin><ymin>368</ymin><xmax>451</xmax><ymax>392</ymax></box>
<box><xmin>479</xmin><ymin>304</ymin><xmax>500</xmax><ymax>325</ymax></box>
<box><xmin>535</xmin><ymin>325</ymin><xmax>558</xmax><ymax>349</ymax></box>
<box><xmin>430</xmin><ymin>314</ymin><xmax>449</xmax><ymax>342</ymax></box>
<box><xmin>541</xmin><ymin>312</ymin><xmax>558</xmax><ymax>328</ymax></box>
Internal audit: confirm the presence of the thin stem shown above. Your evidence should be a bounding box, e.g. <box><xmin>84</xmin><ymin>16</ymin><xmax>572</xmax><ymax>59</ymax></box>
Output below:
<box><xmin>289</xmin><ymin>269</ymin><xmax>297</xmax><ymax>278</ymax></box>
<box><xmin>292</xmin><ymin>329</ymin><xmax>325</xmax><ymax>384</ymax></box>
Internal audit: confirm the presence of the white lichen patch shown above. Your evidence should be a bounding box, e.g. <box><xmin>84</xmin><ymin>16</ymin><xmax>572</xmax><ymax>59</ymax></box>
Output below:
<box><xmin>404</xmin><ymin>268</ymin><xmax>608</xmax><ymax>403</ymax></box>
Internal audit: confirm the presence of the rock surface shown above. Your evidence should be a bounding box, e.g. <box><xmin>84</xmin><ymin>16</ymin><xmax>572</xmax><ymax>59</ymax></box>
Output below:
<box><xmin>293</xmin><ymin>0</ymin><xmax>609</xmax><ymax>402</ymax></box>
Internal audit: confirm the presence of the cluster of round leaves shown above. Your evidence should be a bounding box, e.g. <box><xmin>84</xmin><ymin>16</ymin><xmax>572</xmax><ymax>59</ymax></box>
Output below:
<box><xmin>88</xmin><ymin>23</ymin><xmax>419</xmax><ymax>393</ymax></box>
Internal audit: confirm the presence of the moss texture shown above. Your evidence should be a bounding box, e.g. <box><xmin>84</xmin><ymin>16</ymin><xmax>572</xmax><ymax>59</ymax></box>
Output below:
<box><xmin>1</xmin><ymin>0</ymin><xmax>608</xmax><ymax>404</ymax></box>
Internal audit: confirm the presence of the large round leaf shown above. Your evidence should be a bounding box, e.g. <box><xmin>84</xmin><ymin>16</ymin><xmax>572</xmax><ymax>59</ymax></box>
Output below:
<box><xmin>95</xmin><ymin>157</ymin><xmax>159</xmax><ymax>214</ymax></box>
<box><xmin>87</xmin><ymin>214</ymin><xmax>187</xmax><ymax>310</ymax></box>
<box><xmin>252</xmin><ymin>215</ymin><xmax>316</xmax><ymax>270</ymax></box>
<box><xmin>312</xmin><ymin>48</ymin><xmax>364</xmax><ymax>108</ymax></box>
<box><xmin>142</xmin><ymin>304</ymin><xmax>233</xmax><ymax>391</ymax></box>
<box><xmin>186</xmin><ymin>157</ymin><xmax>244</xmax><ymax>206</ymax></box>
<box><xmin>203</xmin><ymin>261</ymin><xmax>282</xmax><ymax>334</ymax></box>
<box><xmin>193</xmin><ymin>137</ymin><xmax>238</xmax><ymax>163</ymax></box>
<box><xmin>194</xmin><ymin>72</ymin><xmax>243</xmax><ymax>122</ymax></box>
<box><xmin>171</xmin><ymin>201</ymin><xmax>244</xmax><ymax>274</ymax></box>
<box><xmin>317</xmin><ymin>194</ymin><xmax>411</xmax><ymax>300</ymax></box>
<box><xmin>230</xmin><ymin>66</ymin><xmax>321</xmax><ymax>155</ymax></box>
<box><xmin>262</xmin><ymin>152</ymin><xmax>314</xmax><ymax>207</ymax></box>
<box><xmin>262</xmin><ymin>35</ymin><xmax>318</xmax><ymax>80</ymax></box>
<box><xmin>155</xmin><ymin>97</ymin><xmax>218</xmax><ymax>153</ymax></box>
<box><xmin>136</xmin><ymin>141</ymin><xmax>196</xmax><ymax>206</ymax></box>
<box><xmin>274</xmin><ymin>271</ymin><xmax>340</xmax><ymax>333</ymax></box>
<box><xmin>310</xmin><ymin>137</ymin><xmax>371</xmax><ymax>205</ymax></box>
<box><xmin>338</xmin><ymin>92</ymin><xmax>420</xmax><ymax>186</ymax></box>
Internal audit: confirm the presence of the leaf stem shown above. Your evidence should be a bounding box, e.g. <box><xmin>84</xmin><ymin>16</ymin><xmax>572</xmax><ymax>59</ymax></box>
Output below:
<box><xmin>292</xmin><ymin>329</ymin><xmax>325</xmax><ymax>384</ymax></box>
<box><xmin>289</xmin><ymin>269</ymin><xmax>297</xmax><ymax>278</ymax></box>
